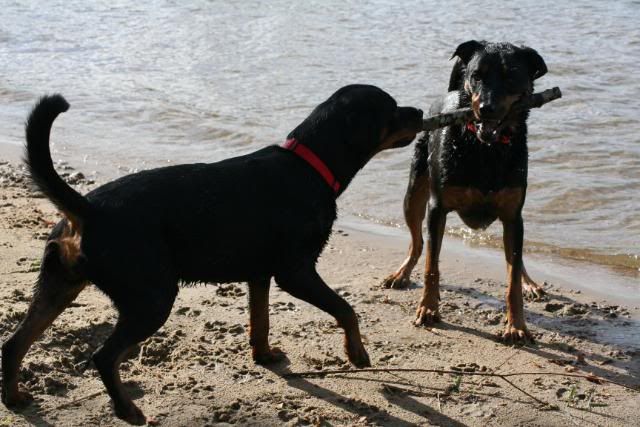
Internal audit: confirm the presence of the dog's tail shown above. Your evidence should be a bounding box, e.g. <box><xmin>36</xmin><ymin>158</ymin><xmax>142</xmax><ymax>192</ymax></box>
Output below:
<box><xmin>25</xmin><ymin>94</ymin><xmax>91</xmax><ymax>229</ymax></box>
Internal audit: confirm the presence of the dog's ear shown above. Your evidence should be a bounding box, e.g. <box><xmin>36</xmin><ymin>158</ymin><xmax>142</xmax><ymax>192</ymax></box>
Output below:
<box><xmin>450</xmin><ymin>40</ymin><xmax>485</xmax><ymax>63</ymax></box>
<box><xmin>448</xmin><ymin>58</ymin><xmax>466</xmax><ymax>91</ymax></box>
<box><xmin>519</xmin><ymin>46</ymin><xmax>547</xmax><ymax>80</ymax></box>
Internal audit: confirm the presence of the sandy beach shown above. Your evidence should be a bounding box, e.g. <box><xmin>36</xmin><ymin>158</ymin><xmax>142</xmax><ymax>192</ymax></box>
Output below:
<box><xmin>1</xmin><ymin>159</ymin><xmax>639</xmax><ymax>426</ymax></box>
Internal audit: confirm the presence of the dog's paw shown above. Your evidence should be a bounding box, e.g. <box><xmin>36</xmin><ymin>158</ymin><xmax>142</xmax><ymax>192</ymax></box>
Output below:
<box><xmin>414</xmin><ymin>303</ymin><xmax>441</xmax><ymax>327</ymax></box>
<box><xmin>345</xmin><ymin>342</ymin><xmax>371</xmax><ymax>368</ymax></box>
<box><xmin>2</xmin><ymin>388</ymin><xmax>33</xmax><ymax>408</ymax></box>
<box><xmin>253</xmin><ymin>347</ymin><xmax>288</xmax><ymax>365</ymax></box>
<box><xmin>381</xmin><ymin>273</ymin><xmax>411</xmax><ymax>290</ymax></box>
<box><xmin>501</xmin><ymin>324</ymin><xmax>535</xmax><ymax>345</ymax></box>
<box><xmin>114</xmin><ymin>401</ymin><xmax>147</xmax><ymax>426</ymax></box>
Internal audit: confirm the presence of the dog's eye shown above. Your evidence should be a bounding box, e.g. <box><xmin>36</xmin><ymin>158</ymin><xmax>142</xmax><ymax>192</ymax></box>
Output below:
<box><xmin>470</xmin><ymin>71</ymin><xmax>481</xmax><ymax>81</ymax></box>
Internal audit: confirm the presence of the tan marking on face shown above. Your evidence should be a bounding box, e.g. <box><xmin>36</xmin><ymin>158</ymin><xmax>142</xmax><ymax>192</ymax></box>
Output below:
<box><xmin>500</xmin><ymin>94</ymin><xmax>521</xmax><ymax>114</ymax></box>
<box><xmin>379</xmin><ymin>127</ymin><xmax>389</xmax><ymax>141</ymax></box>
<box><xmin>471</xmin><ymin>92</ymin><xmax>481</xmax><ymax>120</ymax></box>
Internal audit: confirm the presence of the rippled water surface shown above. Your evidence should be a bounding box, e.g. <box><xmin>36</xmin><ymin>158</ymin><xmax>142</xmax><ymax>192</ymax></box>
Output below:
<box><xmin>1</xmin><ymin>0</ymin><xmax>638</xmax><ymax>277</ymax></box>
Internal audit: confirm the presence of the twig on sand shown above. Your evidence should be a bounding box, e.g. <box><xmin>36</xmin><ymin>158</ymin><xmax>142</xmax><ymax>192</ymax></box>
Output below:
<box><xmin>499</xmin><ymin>376</ymin><xmax>553</xmax><ymax>408</ymax></box>
<box><xmin>51</xmin><ymin>391</ymin><xmax>103</xmax><ymax>411</ymax></box>
<box><xmin>283</xmin><ymin>367</ymin><xmax>638</xmax><ymax>393</ymax></box>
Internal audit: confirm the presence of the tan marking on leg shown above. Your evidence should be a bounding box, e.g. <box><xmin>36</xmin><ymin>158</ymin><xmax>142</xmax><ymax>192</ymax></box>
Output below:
<box><xmin>383</xmin><ymin>174</ymin><xmax>430</xmax><ymax>289</ymax></box>
<box><xmin>501</xmin><ymin>213</ymin><xmax>533</xmax><ymax>344</ymax></box>
<box><xmin>2</xmin><ymin>275</ymin><xmax>85</xmax><ymax>406</ymax></box>
<box><xmin>415</xmin><ymin>204</ymin><xmax>446</xmax><ymax>326</ymax></box>
<box><xmin>248</xmin><ymin>280</ymin><xmax>285</xmax><ymax>364</ymax></box>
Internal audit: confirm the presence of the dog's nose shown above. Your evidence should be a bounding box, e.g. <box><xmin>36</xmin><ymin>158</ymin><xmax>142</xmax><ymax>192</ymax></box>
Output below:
<box><xmin>479</xmin><ymin>103</ymin><xmax>495</xmax><ymax>116</ymax></box>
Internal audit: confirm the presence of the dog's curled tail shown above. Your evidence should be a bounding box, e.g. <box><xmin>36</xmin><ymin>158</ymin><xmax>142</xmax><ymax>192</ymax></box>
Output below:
<box><xmin>25</xmin><ymin>94</ymin><xmax>91</xmax><ymax>228</ymax></box>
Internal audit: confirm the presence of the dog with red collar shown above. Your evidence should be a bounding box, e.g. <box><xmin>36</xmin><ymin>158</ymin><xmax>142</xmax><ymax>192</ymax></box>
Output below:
<box><xmin>382</xmin><ymin>41</ymin><xmax>549</xmax><ymax>344</ymax></box>
<box><xmin>2</xmin><ymin>85</ymin><xmax>422</xmax><ymax>424</ymax></box>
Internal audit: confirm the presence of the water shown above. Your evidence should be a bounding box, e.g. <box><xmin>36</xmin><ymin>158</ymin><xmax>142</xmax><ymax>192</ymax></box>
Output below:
<box><xmin>1</xmin><ymin>0</ymin><xmax>638</xmax><ymax>280</ymax></box>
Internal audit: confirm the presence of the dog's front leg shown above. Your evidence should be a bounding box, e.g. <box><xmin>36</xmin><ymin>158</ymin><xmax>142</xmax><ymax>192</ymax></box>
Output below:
<box><xmin>414</xmin><ymin>202</ymin><xmax>446</xmax><ymax>326</ymax></box>
<box><xmin>248</xmin><ymin>279</ymin><xmax>286</xmax><ymax>364</ymax></box>
<box><xmin>502</xmin><ymin>215</ymin><xmax>534</xmax><ymax>344</ymax></box>
<box><xmin>275</xmin><ymin>268</ymin><xmax>371</xmax><ymax>368</ymax></box>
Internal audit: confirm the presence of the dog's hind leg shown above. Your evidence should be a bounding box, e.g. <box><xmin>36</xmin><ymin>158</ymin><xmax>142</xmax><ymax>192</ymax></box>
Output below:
<box><xmin>2</xmin><ymin>241</ymin><xmax>85</xmax><ymax>408</ymax></box>
<box><xmin>521</xmin><ymin>264</ymin><xmax>546</xmax><ymax>300</ymax></box>
<box><xmin>382</xmin><ymin>147</ymin><xmax>430</xmax><ymax>290</ymax></box>
<box><xmin>92</xmin><ymin>282</ymin><xmax>177</xmax><ymax>425</ymax></box>
<box><xmin>248</xmin><ymin>278</ymin><xmax>286</xmax><ymax>364</ymax></box>
<box><xmin>276</xmin><ymin>267</ymin><xmax>371</xmax><ymax>368</ymax></box>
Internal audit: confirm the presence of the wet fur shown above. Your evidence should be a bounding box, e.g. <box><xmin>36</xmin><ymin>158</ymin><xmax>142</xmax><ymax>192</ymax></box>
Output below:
<box><xmin>384</xmin><ymin>41</ymin><xmax>548</xmax><ymax>340</ymax></box>
<box><xmin>2</xmin><ymin>86</ymin><xmax>423</xmax><ymax>424</ymax></box>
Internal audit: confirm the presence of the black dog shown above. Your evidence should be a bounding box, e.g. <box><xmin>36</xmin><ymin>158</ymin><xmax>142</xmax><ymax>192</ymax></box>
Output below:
<box><xmin>1</xmin><ymin>85</ymin><xmax>423</xmax><ymax>424</ymax></box>
<box><xmin>382</xmin><ymin>41</ymin><xmax>547</xmax><ymax>342</ymax></box>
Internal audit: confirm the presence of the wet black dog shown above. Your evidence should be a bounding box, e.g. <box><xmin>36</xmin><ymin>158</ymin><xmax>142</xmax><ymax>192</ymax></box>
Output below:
<box><xmin>382</xmin><ymin>41</ymin><xmax>547</xmax><ymax>343</ymax></box>
<box><xmin>1</xmin><ymin>85</ymin><xmax>423</xmax><ymax>424</ymax></box>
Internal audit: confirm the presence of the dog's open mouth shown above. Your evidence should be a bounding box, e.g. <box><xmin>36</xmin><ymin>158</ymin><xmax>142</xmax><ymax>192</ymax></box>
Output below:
<box><xmin>476</xmin><ymin>120</ymin><xmax>501</xmax><ymax>143</ymax></box>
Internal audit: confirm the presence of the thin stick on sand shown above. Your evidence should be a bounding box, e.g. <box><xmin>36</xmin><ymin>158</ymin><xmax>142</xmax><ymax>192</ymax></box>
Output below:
<box><xmin>283</xmin><ymin>366</ymin><xmax>638</xmax><ymax>393</ymax></box>
<box><xmin>422</xmin><ymin>87</ymin><xmax>562</xmax><ymax>131</ymax></box>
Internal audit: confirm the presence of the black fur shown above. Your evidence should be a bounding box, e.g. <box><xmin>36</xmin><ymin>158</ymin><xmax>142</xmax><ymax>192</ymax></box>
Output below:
<box><xmin>2</xmin><ymin>85</ymin><xmax>423</xmax><ymax>424</ymax></box>
<box><xmin>384</xmin><ymin>41</ymin><xmax>548</xmax><ymax>340</ymax></box>
<box><xmin>415</xmin><ymin>40</ymin><xmax>547</xmax><ymax>202</ymax></box>
<box><xmin>24</xmin><ymin>95</ymin><xmax>92</xmax><ymax>223</ymax></box>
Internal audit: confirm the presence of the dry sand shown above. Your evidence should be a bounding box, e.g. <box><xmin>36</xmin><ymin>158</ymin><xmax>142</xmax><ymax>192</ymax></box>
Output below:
<box><xmin>1</xmin><ymin>159</ymin><xmax>639</xmax><ymax>426</ymax></box>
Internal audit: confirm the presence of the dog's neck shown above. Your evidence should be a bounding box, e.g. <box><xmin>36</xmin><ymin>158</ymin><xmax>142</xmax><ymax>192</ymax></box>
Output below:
<box><xmin>281</xmin><ymin>138</ymin><xmax>364</xmax><ymax>197</ymax></box>
<box><xmin>282</xmin><ymin>138</ymin><xmax>341</xmax><ymax>194</ymax></box>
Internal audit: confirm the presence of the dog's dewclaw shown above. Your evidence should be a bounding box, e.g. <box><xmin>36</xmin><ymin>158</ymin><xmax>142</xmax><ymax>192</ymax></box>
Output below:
<box><xmin>422</xmin><ymin>87</ymin><xmax>562</xmax><ymax>131</ymax></box>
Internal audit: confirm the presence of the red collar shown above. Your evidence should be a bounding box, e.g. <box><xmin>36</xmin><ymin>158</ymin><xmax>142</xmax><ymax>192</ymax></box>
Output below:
<box><xmin>282</xmin><ymin>138</ymin><xmax>340</xmax><ymax>194</ymax></box>
<box><xmin>466</xmin><ymin>122</ymin><xmax>511</xmax><ymax>145</ymax></box>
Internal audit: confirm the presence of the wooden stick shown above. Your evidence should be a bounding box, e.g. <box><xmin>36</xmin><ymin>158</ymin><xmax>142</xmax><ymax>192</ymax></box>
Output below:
<box><xmin>499</xmin><ymin>376</ymin><xmax>553</xmax><ymax>408</ymax></box>
<box><xmin>52</xmin><ymin>391</ymin><xmax>103</xmax><ymax>410</ymax></box>
<box><xmin>283</xmin><ymin>367</ymin><xmax>637</xmax><ymax>392</ymax></box>
<box><xmin>422</xmin><ymin>87</ymin><xmax>562</xmax><ymax>131</ymax></box>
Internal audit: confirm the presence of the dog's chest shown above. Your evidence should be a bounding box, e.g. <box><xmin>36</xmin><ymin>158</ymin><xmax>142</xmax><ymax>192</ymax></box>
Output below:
<box><xmin>442</xmin><ymin>185</ymin><xmax>524</xmax><ymax>229</ymax></box>
<box><xmin>437</xmin><ymin>131</ymin><xmax>527</xmax><ymax>192</ymax></box>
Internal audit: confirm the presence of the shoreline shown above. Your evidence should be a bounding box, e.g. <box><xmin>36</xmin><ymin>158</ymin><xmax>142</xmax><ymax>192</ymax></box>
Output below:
<box><xmin>339</xmin><ymin>216</ymin><xmax>640</xmax><ymax>311</ymax></box>
<box><xmin>1</xmin><ymin>159</ymin><xmax>639</xmax><ymax>426</ymax></box>
<box><xmin>2</xmin><ymin>139</ymin><xmax>638</xmax><ymax>282</ymax></box>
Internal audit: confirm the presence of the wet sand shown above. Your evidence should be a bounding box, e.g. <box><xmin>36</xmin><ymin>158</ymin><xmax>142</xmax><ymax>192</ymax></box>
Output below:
<box><xmin>1</xmin><ymin>160</ymin><xmax>639</xmax><ymax>426</ymax></box>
